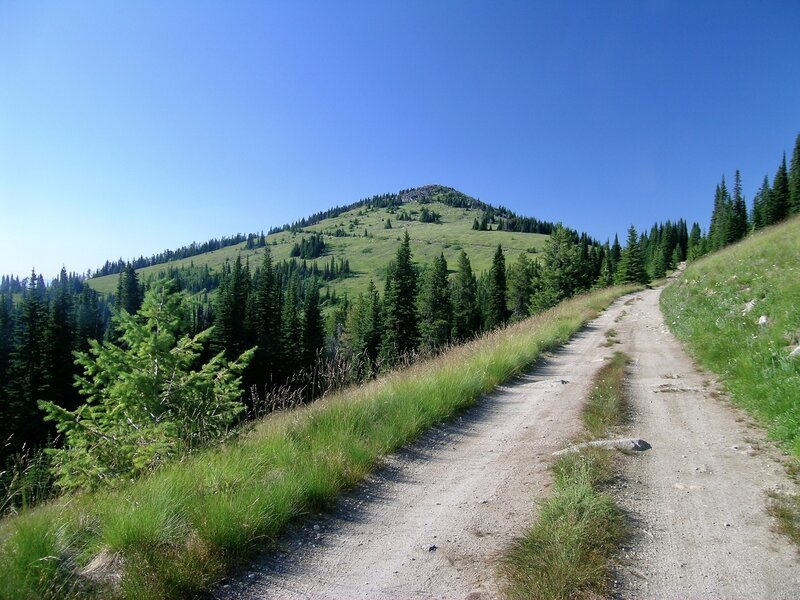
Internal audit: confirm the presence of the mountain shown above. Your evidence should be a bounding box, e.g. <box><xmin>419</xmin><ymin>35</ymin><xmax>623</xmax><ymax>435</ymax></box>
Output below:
<box><xmin>87</xmin><ymin>185</ymin><xmax>558</xmax><ymax>299</ymax></box>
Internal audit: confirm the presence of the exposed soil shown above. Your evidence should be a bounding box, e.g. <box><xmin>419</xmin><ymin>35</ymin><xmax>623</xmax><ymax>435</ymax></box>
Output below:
<box><xmin>610</xmin><ymin>288</ymin><xmax>799</xmax><ymax>599</ymax></box>
<box><xmin>215</xmin><ymin>287</ymin><xmax>799</xmax><ymax>599</ymax></box>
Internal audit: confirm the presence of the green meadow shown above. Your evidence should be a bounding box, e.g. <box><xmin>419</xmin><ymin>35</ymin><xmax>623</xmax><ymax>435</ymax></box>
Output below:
<box><xmin>88</xmin><ymin>201</ymin><xmax>549</xmax><ymax>298</ymax></box>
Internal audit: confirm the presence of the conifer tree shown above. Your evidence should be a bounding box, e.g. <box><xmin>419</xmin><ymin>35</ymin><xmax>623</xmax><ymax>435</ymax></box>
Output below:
<box><xmin>250</xmin><ymin>248</ymin><xmax>281</xmax><ymax>381</ymax></box>
<box><xmin>507</xmin><ymin>252</ymin><xmax>539</xmax><ymax>320</ymax></box>
<box><xmin>302</xmin><ymin>281</ymin><xmax>325</xmax><ymax>370</ymax></box>
<box><xmin>615</xmin><ymin>226</ymin><xmax>649</xmax><ymax>284</ymax></box>
<box><xmin>610</xmin><ymin>234</ymin><xmax>622</xmax><ymax>272</ymax></box>
<box><xmin>40</xmin><ymin>280</ymin><xmax>253</xmax><ymax>491</ymax></box>
<box><xmin>0</xmin><ymin>293</ymin><xmax>14</xmax><ymax>454</ymax></box>
<box><xmin>46</xmin><ymin>268</ymin><xmax>79</xmax><ymax>412</ymax></box>
<box><xmin>650</xmin><ymin>245</ymin><xmax>667</xmax><ymax>279</ymax></box>
<box><xmin>768</xmin><ymin>154</ymin><xmax>790</xmax><ymax>224</ymax></box>
<box><xmin>380</xmin><ymin>231</ymin><xmax>418</xmax><ymax>363</ymax></box>
<box><xmin>531</xmin><ymin>226</ymin><xmax>584</xmax><ymax>312</ymax></box>
<box><xmin>5</xmin><ymin>272</ymin><xmax>50</xmax><ymax>451</ymax></box>
<box><xmin>349</xmin><ymin>280</ymin><xmax>382</xmax><ymax>367</ymax></box>
<box><xmin>751</xmin><ymin>175</ymin><xmax>771</xmax><ymax>230</ymax></box>
<box><xmin>418</xmin><ymin>254</ymin><xmax>452</xmax><ymax>351</ymax></box>
<box><xmin>485</xmin><ymin>245</ymin><xmax>510</xmax><ymax>329</ymax></box>
<box><xmin>451</xmin><ymin>251</ymin><xmax>480</xmax><ymax>341</ymax></box>
<box><xmin>789</xmin><ymin>133</ymin><xmax>800</xmax><ymax>215</ymax></box>
<box><xmin>213</xmin><ymin>255</ymin><xmax>251</xmax><ymax>359</ymax></box>
<box><xmin>280</xmin><ymin>275</ymin><xmax>303</xmax><ymax>380</ymax></box>
<box><xmin>730</xmin><ymin>170</ymin><xmax>748</xmax><ymax>243</ymax></box>
<box><xmin>116</xmin><ymin>263</ymin><xmax>143</xmax><ymax>314</ymax></box>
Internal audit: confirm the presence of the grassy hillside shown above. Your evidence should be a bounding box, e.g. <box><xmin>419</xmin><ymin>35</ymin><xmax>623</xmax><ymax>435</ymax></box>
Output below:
<box><xmin>0</xmin><ymin>284</ymin><xmax>637</xmax><ymax>600</ymax></box>
<box><xmin>661</xmin><ymin>216</ymin><xmax>800</xmax><ymax>456</ymax></box>
<box><xmin>88</xmin><ymin>198</ymin><xmax>549</xmax><ymax>298</ymax></box>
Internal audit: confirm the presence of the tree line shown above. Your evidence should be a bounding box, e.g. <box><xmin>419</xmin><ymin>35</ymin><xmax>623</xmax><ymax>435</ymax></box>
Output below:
<box><xmin>691</xmin><ymin>132</ymin><xmax>800</xmax><ymax>258</ymax></box>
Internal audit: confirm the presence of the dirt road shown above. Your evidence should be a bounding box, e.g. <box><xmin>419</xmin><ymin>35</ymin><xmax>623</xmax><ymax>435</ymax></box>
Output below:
<box><xmin>217</xmin><ymin>288</ymin><xmax>798</xmax><ymax>599</ymax></box>
<box><xmin>611</xmin><ymin>288</ymin><xmax>798</xmax><ymax>598</ymax></box>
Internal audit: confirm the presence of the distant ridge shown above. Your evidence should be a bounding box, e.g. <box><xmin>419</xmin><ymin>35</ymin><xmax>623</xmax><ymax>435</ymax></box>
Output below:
<box><xmin>91</xmin><ymin>185</ymin><xmax>559</xmax><ymax>279</ymax></box>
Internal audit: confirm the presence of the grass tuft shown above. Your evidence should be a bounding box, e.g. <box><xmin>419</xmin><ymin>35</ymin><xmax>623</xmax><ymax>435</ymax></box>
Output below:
<box><xmin>500</xmin><ymin>349</ymin><xmax>631</xmax><ymax>600</ymax></box>
<box><xmin>768</xmin><ymin>491</ymin><xmax>800</xmax><ymax>546</ymax></box>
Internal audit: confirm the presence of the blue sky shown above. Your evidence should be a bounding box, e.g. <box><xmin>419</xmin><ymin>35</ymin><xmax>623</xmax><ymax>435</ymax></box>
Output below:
<box><xmin>1</xmin><ymin>1</ymin><xmax>798</xmax><ymax>279</ymax></box>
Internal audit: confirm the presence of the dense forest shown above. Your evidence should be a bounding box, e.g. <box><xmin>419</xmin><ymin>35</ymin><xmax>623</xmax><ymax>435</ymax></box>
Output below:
<box><xmin>2</xmin><ymin>131</ymin><xmax>798</xmax><ymax>501</ymax></box>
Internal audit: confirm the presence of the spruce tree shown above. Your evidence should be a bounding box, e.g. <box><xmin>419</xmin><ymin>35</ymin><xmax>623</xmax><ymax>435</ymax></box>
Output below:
<box><xmin>769</xmin><ymin>154</ymin><xmax>790</xmax><ymax>224</ymax></box>
<box><xmin>485</xmin><ymin>245</ymin><xmax>510</xmax><ymax>329</ymax></box>
<box><xmin>302</xmin><ymin>281</ymin><xmax>325</xmax><ymax>370</ymax></box>
<box><xmin>380</xmin><ymin>231</ymin><xmax>418</xmax><ymax>363</ymax></box>
<box><xmin>451</xmin><ymin>251</ymin><xmax>480</xmax><ymax>341</ymax></box>
<box><xmin>531</xmin><ymin>226</ymin><xmax>584</xmax><ymax>312</ymax></box>
<box><xmin>418</xmin><ymin>254</ymin><xmax>452</xmax><ymax>352</ymax></box>
<box><xmin>730</xmin><ymin>170</ymin><xmax>748</xmax><ymax>243</ymax></box>
<box><xmin>40</xmin><ymin>280</ymin><xmax>253</xmax><ymax>491</ymax></box>
<box><xmin>5</xmin><ymin>271</ymin><xmax>50</xmax><ymax>451</ymax></box>
<box><xmin>280</xmin><ymin>275</ymin><xmax>303</xmax><ymax>380</ymax></box>
<box><xmin>507</xmin><ymin>252</ymin><xmax>539</xmax><ymax>320</ymax></box>
<box><xmin>45</xmin><ymin>268</ymin><xmax>79</xmax><ymax>412</ymax></box>
<box><xmin>752</xmin><ymin>176</ymin><xmax>771</xmax><ymax>230</ymax></box>
<box><xmin>615</xmin><ymin>226</ymin><xmax>649</xmax><ymax>285</ymax></box>
<box><xmin>349</xmin><ymin>280</ymin><xmax>382</xmax><ymax>368</ymax></box>
<box><xmin>116</xmin><ymin>263</ymin><xmax>143</xmax><ymax>314</ymax></box>
<box><xmin>250</xmin><ymin>248</ymin><xmax>281</xmax><ymax>383</ymax></box>
<box><xmin>788</xmin><ymin>133</ymin><xmax>800</xmax><ymax>215</ymax></box>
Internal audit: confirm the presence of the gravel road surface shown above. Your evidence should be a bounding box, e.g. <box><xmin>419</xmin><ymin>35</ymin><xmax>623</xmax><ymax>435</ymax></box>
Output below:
<box><xmin>216</xmin><ymin>287</ymin><xmax>798</xmax><ymax>599</ymax></box>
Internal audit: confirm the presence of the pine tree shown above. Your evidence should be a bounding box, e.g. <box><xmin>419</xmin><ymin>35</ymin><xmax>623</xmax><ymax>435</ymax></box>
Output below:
<box><xmin>485</xmin><ymin>245</ymin><xmax>510</xmax><ymax>329</ymax></box>
<box><xmin>250</xmin><ymin>248</ymin><xmax>281</xmax><ymax>383</ymax></box>
<box><xmin>380</xmin><ymin>231</ymin><xmax>418</xmax><ymax>363</ymax></box>
<box><xmin>40</xmin><ymin>280</ymin><xmax>253</xmax><ymax>491</ymax></box>
<box><xmin>615</xmin><ymin>226</ymin><xmax>649</xmax><ymax>284</ymax></box>
<box><xmin>451</xmin><ymin>251</ymin><xmax>480</xmax><ymax>341</ymax></box>
<box><xmin>45</xmin><ymin>268</ymin><xmax>79</xmax><ymax>412</ymax></box>
<box><xmin>302</xmin><ymin>282</ymin><xmax>325</xmax><ymax>370</ymax></box>
<box><xmin>213</xmin><ymin>255</ymin><xmax>251</xmax><ymax>359</ymax></box>
<box><xmin>116</xmin><ymin>264</ymin><xmax>143</xmax><ymax>314</ymax></box>
<box><xmin>418</xmin><ymin>254</ymin><xmax>452</xmax><ymax>351</ymax></box>
<box><xmin>752</xmin><ymin>175</ymin><xmax>771</xmax><ymax>230</ymax></box>
<box><xmin>507</xmin><ymin>252</ymin><xmax>539</xmax><ymax>320</ymax></box>
<box><xmin>730</xmin><ymin>170</ymin><xmax>748</xmax><ymax>243</ymax></box>
<box><xmin>0</xmin><ymin>293</ymin><xmax>15</xmax><ymax>454</ymax></box>
<box><xmin>5</xmin><ymin>271</ymin><xmax>50</xmax><ymax>452</ymax></box>
<box><xmin>280</xmin><ymin>275</ymin><xmax>303</xmax><ymax>380</ymax></box>
<box><xmin>610</xmin><ymin>234</ymin><xmax>622</xmax><ymax>273</ymax></box>
<box><xmin>349</xmin><ymin>280</ymin><xmax>382</xmax><ymax>367</ymax></box>
<box><xmin>650</xmin><ymin>245</ymin><xmax>667</xmax><ymax>279</ymax></box>
<box><xmin>531</xmin><ymin>226</ymin><xmax>584</xmax><ymax>312</ymax></box>
<box><xmin>709</xmin><ymin>177</ymin><xmax>732</xmax><ymax>250</ymax></box>
<box><xmin>768</xmin><ymin>154</ymin><xmax>790</xmax><ymax>224</ymax></box>
<box><xmin>788</xmin><ymin>133</ymin><xmax>800</xmax><ymax>215</ymax></box>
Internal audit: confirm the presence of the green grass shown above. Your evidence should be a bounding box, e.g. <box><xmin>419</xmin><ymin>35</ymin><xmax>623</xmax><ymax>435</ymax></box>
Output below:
<box><xmin>660</xmin><ymin>217</ymin><xmax>800</xmax><ymax>456</ymax></box>
<box><xmin>0</xmin><ymin>284</ymin><xmax>638</xmax><ymax>600</ymax></box>
<box><xmin>500</xmin><ymin>351</ymin><xmax>630</xmax><ymax>600</ymax></box>
<box><xmin>87</xmin><ymin>201</ymin><xmax>549</xmax><ymax>298</ymax></box>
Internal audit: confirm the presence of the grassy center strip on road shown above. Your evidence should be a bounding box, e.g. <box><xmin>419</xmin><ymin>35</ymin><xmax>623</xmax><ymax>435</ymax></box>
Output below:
<box><xmin>0</xmin><ymin>285</ymin><xmax>639</xmax><ymax>600</ymax></box>
<box><xmin>500</xmin><ymin>351</ymin><xmax>630</xmax><ymax>600</ymax></box>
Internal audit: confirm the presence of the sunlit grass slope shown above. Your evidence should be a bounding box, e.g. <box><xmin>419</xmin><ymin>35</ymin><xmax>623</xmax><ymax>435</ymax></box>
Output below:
<box><xmin>0</xmin><ymin>284</ymin><xmax>637</xmax><ymax>600</ymax></box>
<box><xmin>661</xmin><ymin>216</ymin><xmax>800</xmax><ymax>456</ymax></box>
<box><xmin>88</xmin><ymin>200</ymin><xmax>549</xmax><ymax>297</ymax></box>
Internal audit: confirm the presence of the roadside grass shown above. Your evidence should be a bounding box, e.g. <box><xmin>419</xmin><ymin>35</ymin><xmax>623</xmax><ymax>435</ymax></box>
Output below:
<box><xmin>0</xmin><ymin>285</ymin><xmax>639</xmax><ymax>600</ymax></box>
<box><xmin>768</xmin><ymin>491</ymin><xmax>800</xmax><ymax>546</ymax></box>
<box><xmin>660</xmin><ymin>217</ymin><xmax>800</xmax><ymax>457</ymax></box>
<box><xmin>500</xmin><ymin>351</ymin><xmax>630</xmax><ymax>600</ymax></box>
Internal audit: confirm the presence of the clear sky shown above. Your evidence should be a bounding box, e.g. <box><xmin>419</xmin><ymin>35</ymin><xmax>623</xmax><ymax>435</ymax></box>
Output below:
<box><xmin>1</xmin><ymin>1</ymin><xmax>798</xmax><ymax>279</ymax></box>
